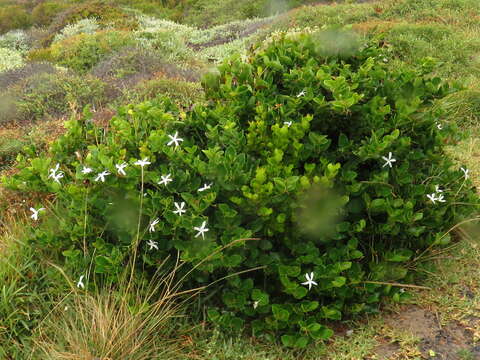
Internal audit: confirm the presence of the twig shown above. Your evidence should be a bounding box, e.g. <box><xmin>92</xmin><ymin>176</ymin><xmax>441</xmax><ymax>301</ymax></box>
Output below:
<box><xmin>362</xmin><ymin>280</ymin><xmax>432</xmax><ymax>290</ymax></box>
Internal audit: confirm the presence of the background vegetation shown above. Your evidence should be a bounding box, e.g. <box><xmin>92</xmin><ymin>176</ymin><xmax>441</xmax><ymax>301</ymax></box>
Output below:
<box><xmin>0</xmin><ymin>0</ymin><xmax>479</xmax><ymax>358</ymax></box>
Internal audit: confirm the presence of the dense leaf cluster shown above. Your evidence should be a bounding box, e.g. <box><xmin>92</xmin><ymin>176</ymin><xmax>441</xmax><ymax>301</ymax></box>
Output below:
<box><xmin>5</xmin><ymin>33</ymin><xmax>478</xmax><ymax>346</ymax></box>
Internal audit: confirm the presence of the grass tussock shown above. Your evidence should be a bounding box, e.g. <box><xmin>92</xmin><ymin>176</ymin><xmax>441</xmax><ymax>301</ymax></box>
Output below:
<box><xmin>34</xmin><ymin>261</ymin><xmax>192</xmax><ymax>360</ymax></box>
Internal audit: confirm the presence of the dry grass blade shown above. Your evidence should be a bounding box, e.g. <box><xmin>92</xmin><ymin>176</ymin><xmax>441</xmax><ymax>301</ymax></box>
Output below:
<box><xmin>33</xmin><ymin>259</ymin><xmax>194</xmax><ymax>360</ymax></box>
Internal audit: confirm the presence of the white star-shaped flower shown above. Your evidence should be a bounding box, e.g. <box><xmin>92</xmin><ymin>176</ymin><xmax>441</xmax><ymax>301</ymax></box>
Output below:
<box><xmin>146</xmin><ymin>239</ymin><xmax>158</xmax><ymax>251</ymax></box>
<box><xmin>437</xmin><ymin>194</ymin><xmax>446</xmax><ymax>203</ymax></box>
<box><xmin>435</xmin><ymin>185</ymin><xmax>443</xmax><ymax>193</ymax></box>
<box><xmin>94</xmin><ymin>170</ymin><xmax>110</xmax><ymax>182</ymax></box>
<box><xmin>149</xmin><ymin>218</ymin><xmax>160</xmax><ymax>233</ymax></box>
<box><xmin>134</xmin><ymin>158</ymin><xmax>151</xmax><ymax>168</ymax></box>
<box><xmin>426</xmin><ymin>193</ymin><xmax>438</xmax><ymax>204</ymax></box>
<box><xmin>173</xmin><ymin>202</ymin><xmax>186</xmax><ymax>216</ymax></box>
<box><xmin>49</xmin><ymin>163</ymin><xmax>60</xmax><ymax>176</ymax></box>
<box><xmin>461</xmin><ymin>167</ymin><xmax>469</xmax><ymax>180</ymax></box>
<box><xmin>283</xmin><ymin>121</ymin><xmax>292</xmax><ymax>127</ymax></box>
<box><xmin>253</xmin><ymin>301</ymin><xmax>259</xmax><ymax>309</ymax></box>
<box><xmin>436</xmin><ymin>122</ymin><xmax>443</xmax><ymax>130</ymax></box>
<box><xmin>30</xmin><ymin>207</ymin><xmax>45</xmax><ymax>221</ymax></box>
<box><xmin>50</xmin><ymin>172</ymin><xmax>64</xmax><ymax>184</ymax></box>
<box><xmin>48</xmin><ymin>163</ymin><xmax>64</xmax><ymax>184</ymax></box>
<box><xmin>382</xmin><ymin>152</ymin><xmax>397</xmax><ymax>168</ymax></box>
<box><xmin>115</xmin><ymin>163</ymin><xmax>128</xmax><ymax>176</ymax></box>
<box><xmin>167</xmin><ymin>132</ymin><xmax>184</xmax><ymax>147</ymax></box>
<box><xmin>158</xmin><ymin>174</ymin><xmax>173</xmax><ymax>186</ymax></box>
<box><xmin>301</xmin><ymin>272</ymin><xmax>318</xmax><ymax>290</ymax></box>
<box><xmin>297</xmin><ymin>90</ymin><xmax>306</xmax><ymax>98</ymax></box>
<box><xmin>81</xmin><ymin>166</ymin><xmax>93</xmax><ymax>174</ymax></box>
<box><xmin>198</xmin><ymin>183</ymin><xmax>212</xmax><ymax>192</ymax></box>
<box><xmin>194</xmin><ymin>220</ymin><xmax>209</xmax><ymax>239</ymax></box>
<box><xmin>77</xmin><ymin>275</ymin><xmax>85</xmax><ymax>289</ymax></box>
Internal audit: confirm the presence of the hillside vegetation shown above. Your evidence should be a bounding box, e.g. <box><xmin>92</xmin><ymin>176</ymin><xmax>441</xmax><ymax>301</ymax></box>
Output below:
<box><xmin>0</xmin><ymin>0</ymin><xmax>479</xmax><ymax>359</ymax></box>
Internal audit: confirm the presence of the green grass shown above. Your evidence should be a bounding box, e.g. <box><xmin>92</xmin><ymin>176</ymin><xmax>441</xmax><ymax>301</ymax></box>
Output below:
<box><xmin>0</xmin><ymin>221</ymin><xmax>64</xmax><ymax>358</ymax></box>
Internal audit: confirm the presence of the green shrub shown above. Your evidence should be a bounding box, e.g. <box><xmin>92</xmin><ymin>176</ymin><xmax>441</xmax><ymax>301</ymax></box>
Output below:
<box><xmin>31</xmin><ymin>1</ymin><xmax>70</xmax><ymax>27</ymax></box>
<box><xmin>46</xmin><ymin>0</ymin><xmax>137</xmax><ymax>39</ymax></box>
<box><xmin>0</xmin><ymin>5</ymin><xmax>32</xmax><ymax>34</ymax></box>
<box><xmin>44</xmin><ymin>30</ymin><xmax>135</xmax><ymax>73</ymax></box>
<box><xmin>5</xmin><ymin>33</ymin><xmax>479</xmax><ymax>346</ymax></box>
<box><xmin>0</xmin><ymin>62</ymin><xmax>57</xmax><ymax>89</ymax></box>
<box><xmin>126</xmin><ymin>76</ymin><xmax>204</xmax><ymax>107</ymax></box>
<box><xmin>1</xmin><ymin>72</ymin><xmax>106</xmax><ymax>124</ymax></box>
<box><xmin>136</xmin><ymin>29</ymin><xmax>194</xmax><ymax>63</ymax></box>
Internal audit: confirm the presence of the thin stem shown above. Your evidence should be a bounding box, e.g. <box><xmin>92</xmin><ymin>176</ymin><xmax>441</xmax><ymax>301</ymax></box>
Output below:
<box><xmin>128</xmin><ymin>167</ymin><xmax>145</xmax><ymax>291</ymax></box>
<box><xmin>362</xmin><ymin>280</ymin><xmax>431</xmax><ymax>290</ymax></box>
<box><xmin>82</xmin><ymin>187</ymin><xmax>89</xmax><ymax>258</ymax></box>
<box><xmin>412</xmin><ymin>216</ymin><xmax>480</xmax><ymax>262</ymax></box>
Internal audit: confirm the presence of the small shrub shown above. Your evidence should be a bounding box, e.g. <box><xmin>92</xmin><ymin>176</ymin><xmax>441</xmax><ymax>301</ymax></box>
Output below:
<box><xmin>1</xmin><ymin>72</ymin><xmax>106</xmax><ymax>124</ymax></box>
<box><xmin>0</xmin><ymin>48</ymin><xmax>24</xmax><ymax>73</ymax></box>
<box><xmin>0</xmin><ymin>5</ymin><xmax>32</xmax><ymax>34</ymax></box>
<box><xmin>91</xmin><ymin>46</ymin><xmax>162</xmax><ymax>80</ymax></box>
<box><xmin>136</xmin><ymin>30</ymin><xmax>194</xmax><ymax>64</ymax></box>
<box><xmin>126</xmin><ymin>76</ymin><xmax>204</xmax><ymax>107</ymax></box>
<box><xmin>0</xmin><ymin>30</ymin><xmax>31</xmax><ymax>53</ymax></box>
<box><xmin>43</xmin><ymin>0</ymin><xmax>138</xmax><ymax>46</ymax></box>
<box><xmin>31</xmin><ymin>1</ymin><xmax>70</xmax><ymax>27</ymax></box>
<box><xmin>0</xmin><ymin>62</ymin><xmax>57</xmax><ymax>89</ymax></box>
<box><xmin>53</xmin><ymin>18</ymin><xmax>101</xmax><ymax>43</ymax></box>
<box><xmin>0</xmin><ymin>138</ymin><xmax>27</xmax><ymax>171</ymax></box>
<box><xmin>26</xmin><ymin>47</ymin><xmax>55</xmax><ymax>63</ymax></box>
<box><xmin>43</xmin><ymin>30</ymin><xmax>135</xmax><ymax>73</ymax></box>
<box><xmin>5</xmin><ymin>33</ymin><xmax>479</xmax><ymax>346</ymax></box>
<box><xmin>0</xmin><ymin>92</ymin><xmax>18</xmax><ymax>125</ymax></box>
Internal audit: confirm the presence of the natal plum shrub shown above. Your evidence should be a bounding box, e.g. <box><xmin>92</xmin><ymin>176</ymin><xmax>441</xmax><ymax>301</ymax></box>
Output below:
<box><xmin>5</xmin><ymin>32</ymin><xmax>478</xmax><ymax>346</ymax></box>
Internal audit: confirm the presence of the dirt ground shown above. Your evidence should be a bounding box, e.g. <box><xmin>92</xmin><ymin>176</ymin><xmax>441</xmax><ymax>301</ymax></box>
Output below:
<box><xmin>370</xmin><ymin>306</ymin><xmax>480</xmax><ymax>359</ymax></box>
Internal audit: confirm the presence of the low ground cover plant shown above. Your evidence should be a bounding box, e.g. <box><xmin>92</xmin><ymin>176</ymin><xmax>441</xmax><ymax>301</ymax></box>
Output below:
<box><xmin>0</xmin><ymin>47</ymin><xmax>24</xmax><ymax>73</ymax></box>
<box><xmin>4</xmin><ymin>31</ymin><xmax>479</xmax><ymax>347</ymax></box>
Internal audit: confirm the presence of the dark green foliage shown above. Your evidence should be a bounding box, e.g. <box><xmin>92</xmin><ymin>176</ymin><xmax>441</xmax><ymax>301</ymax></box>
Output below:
<box><xmin>5</xmin><ymin>33</ymin><xmax>478</xmax><ymax>345</ymax></box>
